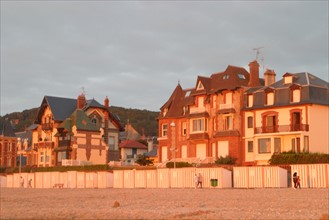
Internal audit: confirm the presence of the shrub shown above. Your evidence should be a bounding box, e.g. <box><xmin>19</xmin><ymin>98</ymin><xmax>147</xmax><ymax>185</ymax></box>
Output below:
<box><xmin>135</xmin><ymin>154</ymin><xmax>154</xmax><ymax>166</ymax></box>
<box><xmin>269</xmin><ymin>152</ymin><xmax>329</xmax><ymax>165</ymax></box>
<box><xmin>166</xmin><ymin>162</ymin><xmax>193</xmax><ymax>168</ymax></box>
<box><xmin>215</xmin><ymin>156</ymin><xmax>237</xmax><ymax>165</ymax></box>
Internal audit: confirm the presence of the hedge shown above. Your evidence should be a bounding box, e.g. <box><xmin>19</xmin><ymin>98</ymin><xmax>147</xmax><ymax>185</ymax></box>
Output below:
<box><xmin>269</xmin><ymin>152</ymin><xmax>329</xmax><ymax>165</ymax></box>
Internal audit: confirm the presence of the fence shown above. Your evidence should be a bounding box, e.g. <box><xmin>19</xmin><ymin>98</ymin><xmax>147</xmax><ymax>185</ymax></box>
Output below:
<box><xmin>3</xmin><ymin>164</ymin><xmax>328</xmax><ymax>189</ymax></box>
<box><xmin>113</xmin><ymin>167</ymin><xmax>232</xmax><ymax>189</ymax></box>
<box><xmin>5</xmin><ymin>171</ymin><xmax>113</xmax><ymax>189</ymax></box>
<box><xmin>291</xmin><ymin>164</ymin><xmax>329</xmax><ymax>188</ymax></box>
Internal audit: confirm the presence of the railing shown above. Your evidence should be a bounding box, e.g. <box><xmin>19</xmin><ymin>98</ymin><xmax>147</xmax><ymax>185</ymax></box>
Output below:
<box><xmin>58</xmin><ymin>140</ymin><xmax>71</xmax><ymax>147</ymax></box>
<box><xmin>255</xmin><ymin>124</ymin><xmax>309</xmax><ymax>134</ymax></box>
<box><xmin>62</xmin><ymin>159</ymin><xmax>93</xmax><ymax>166</ymax></box>
<box><xmin>219</xmin><ymin>103</ymin><xmax>234</xmax><ymax>109</ymax></box>
<box><xmin>41</xmin><ymin>123</ymin><xmax>53</xmax><ymax>130</ymax></box>
<box><xmin>34</xmin><ymin>141</ymin><xmax>55</xmax><ymax>149</ymax></box>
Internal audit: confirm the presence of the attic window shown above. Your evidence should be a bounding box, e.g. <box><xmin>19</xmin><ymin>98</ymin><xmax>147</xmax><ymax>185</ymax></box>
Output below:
<box><xmin>223</xmin><ymin>75</ymin><xmax>230</xmax><ymax>80</ymax></box>
<box><xmin>238</xmin><ymin>74</ymin><xmax>246</xmax><ymax>79</ymax></box>
<box><xmin>197</xmin><ymin>81</ymin><xmax>204</xmax><ymax>90</ymax></box>
<box><xmin>185</xmin><ymin>91</ymin><xmax>191</xmax><ymax>97</ymax></box>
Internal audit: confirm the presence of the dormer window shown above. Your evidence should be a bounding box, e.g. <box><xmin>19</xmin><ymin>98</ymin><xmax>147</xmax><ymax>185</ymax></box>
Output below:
<box><xmin>163</xmin><ymin>108</ymin><xmax>168</xmax><ymax>117</ymax></box>
<box><xmin>247</xmin><ymin>94</ymin><xmax>253</xmax><ymax>107</ymax></box>
<box><xmin>238</xmin><ymin>73</ymin><xmax>246</xmax><ymax>79</ymax></box>
<box><xmin>223</xmin><ymin>74</ymin><xmax>230</xmax><ymax>80</ymax></box>
<box><xmin>91</xmin><ymin>118</ymin><xmax>97</xmax><ymax>125</ymax></box>
<box><xmin>283</xmin><ymin>73</ymin><xmax>294</xmax><ymax>84</ymax></box>
<box><xmin>290</xmin><ymin>84</ymin><xmax>301</xmax><ymax>103</ymax></box>
<box><xmin>264</xmin><ymin>88</ymin><xmax>275</xmax><ymax>106</ymax></box>
<box><xmin>197</xmin><ymin>81</ymin><xmax>204</xmax><ymax>90</ymax></box>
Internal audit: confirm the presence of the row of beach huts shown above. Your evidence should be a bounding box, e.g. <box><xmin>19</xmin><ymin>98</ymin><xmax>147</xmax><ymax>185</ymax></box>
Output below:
<box><xmin>1</xmin><ymin>164</ymin><xmax>328</xmax><ymax>189</ymax></box>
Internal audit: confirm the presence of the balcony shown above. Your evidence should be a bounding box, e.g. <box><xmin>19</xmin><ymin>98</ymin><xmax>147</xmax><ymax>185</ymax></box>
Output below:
<box><xmin>41</xmin><ymin>123</ymin><xmax>53</xmax><ymax>130</ymax></box>
<box><xmin>255</xmin><ymin>124</ymin><xmax>309</xmax><ymax>134</ymax></box>
<box><xmin>219</xmin><ymin>103</ymin><xmax>234</xmax><ymax>109</ymax></box>
<box><xmin>59</xmin><ymin>140</ymin><xmax>71</xmax><ymax>147</ymax></box>
<box><xmin>218</xmin><ymin>103</ymin><xmax>235</xmax><ymax>114</ymax></box>
<box><xmin>188</xmin><ymin>133</ymin><xmax>209</xmax><ymax>140</ymax></box>
<box><xmin>34</xmin><ymin>141</ymin><xmax>55</xmax><ymax>149</ymax></box>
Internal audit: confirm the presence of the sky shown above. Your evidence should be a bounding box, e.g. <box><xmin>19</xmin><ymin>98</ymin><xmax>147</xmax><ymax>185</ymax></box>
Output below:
<box><xmin>1</xmin><ymin>1</ymin><xmax>328</xmax><ymax>116</ymax></box>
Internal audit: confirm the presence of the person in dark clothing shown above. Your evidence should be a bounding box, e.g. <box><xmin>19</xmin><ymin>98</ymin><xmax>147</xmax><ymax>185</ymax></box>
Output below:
<box><xmin>293</xmin><ymin>172</ymin><xmax>301</xmax><ymax>189</ymax></box>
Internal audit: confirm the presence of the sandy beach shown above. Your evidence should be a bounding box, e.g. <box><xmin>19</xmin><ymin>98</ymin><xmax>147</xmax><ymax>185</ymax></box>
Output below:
<box><xmin>1</xmin><ymin>188</ymin><xmax>328</xmax><ymax>220</ymax></box>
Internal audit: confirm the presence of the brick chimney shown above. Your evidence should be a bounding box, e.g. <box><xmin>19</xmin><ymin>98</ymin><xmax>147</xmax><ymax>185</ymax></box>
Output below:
<box><xmin>248</xmin><ymin>60</ymin><xmax>260</xmax><ymax>87</ymax></box>
<box><xmin>77</xmin><ymin>93</ymin><xmax>86</xmax><ymax>109</ymax></box>
<box><xmin>264</xmin><ymin>69</ymin><xmax>276</xmax><ymax>86</ymax></box>
<box><xmin>104</xmin><ymin>96</ymin><xmax>109</xmax><ymax>145</ymax></box>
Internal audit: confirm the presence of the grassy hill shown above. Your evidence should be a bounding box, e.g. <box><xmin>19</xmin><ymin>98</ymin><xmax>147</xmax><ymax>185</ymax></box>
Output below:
<box><xmin>1</xmin><ymin>106</ymin><xmax>159</xmax><ymax>137</ymax></box>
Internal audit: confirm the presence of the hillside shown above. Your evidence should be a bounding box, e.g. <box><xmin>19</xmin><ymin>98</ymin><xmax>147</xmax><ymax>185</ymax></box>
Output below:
<box><xmin>0</xmin><ymin>106</ymin><xmax>159</xmax><ymax>137</ymax></box>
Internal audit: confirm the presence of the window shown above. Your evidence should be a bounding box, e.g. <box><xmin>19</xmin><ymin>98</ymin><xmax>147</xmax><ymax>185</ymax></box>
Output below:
<box><xmin>8</xmin><ymin>143</ymin><xmax>11</xmax><ymax>152</ymax></box>
<box><xmin>162</xmin><ymin>124</ymin><xmax>168</xmax><ymax>137</ymax></box>
<box><xmin>191</xmin><ymin>118</ymin><xmax>207</xmax><ymax>132</ymax></box>
<box><xmin>223</xmin><ymin>74</ymin><xmax>230</xmax><ymax>80</ymax></box>
<box><xmin>264</xmin><ymin>115</ymin><xmax>276</xmax><ymax>133</ymax></box>
<box><xmin>109</xmin><ymin>136</ymin><xmax>115</xmax><ymax>150</ymax></box>
<box><xmin>291</xmin><ymin>89</ymin><xmax>301</xmax><ymax>103</ymax></box>
<box><xmin>274</xmin><ymin>138</ymin><xmax>281</xmax><ymax>153</ymax></box>
<box><xmin>213</xmin><ymin>118</ymin><xmax>217</xmax><ymax>132</ymax></box>
<box><xmin>247</xmin><ymin>116</ymin><xmax>253</xmax><ymax>128</ymax></box>
<box><xmin>247</xmin><ymin>94</ymin><xmax>253</xmax><ymax>107</ymax></box>
<box><xmin>182</xmin><ymin>122</ymin><xmax>187</xmax><ymax>136</ymax></box>
<box><xmin>40</xmin><ymin>152</ymin><xmax>44</xmax><ymax>162</ymax></box>
<box><xmin>225</xmin><ymin>92</ymin><xmax>232</xmax><ymax>104</ymax></box>
<box><xmin>291</xmin><ymin>139</ymin><xmax>296</xmax><ymax>152</ymax></box>
<box><xmin>163</xmin><ymin>108</ymin><xmax>168</xmax><ymax>117</ymax></box>
<box><xmin>238</xmin><ymin>73</ymin><xmax>246</xmax><ymax>79</ymax></box>
<box><xmin>304</xmin><ymin>136</ymin><xmax>309</xmax><ymax>152</ymax></box>
<box><xmin>91</xmin><ymin>117</ymin><xmax>97</xmax><ymax>125</ymax></box>
<box><xmin>46</xmin><ymin>155</ymin><xmax>50</xmax><ymax>163</ymax></box>
<box><xmin>224</xmin><ymin>115</ymin><xmax>233</xmax><ymax>130</ymax></box>
<box><xmin>265</xmin><ymin>92</ymin><xmax>274</xmax><ymax>105</ymax></box>
<box><xmin>57</xmin><ymin>152</ymin><xmax>66</xmax><ymax>162</ymax></box>
<box><xmin>197</xmin><ymin>81</ymin><xmax>204</xmax><ymax>90</ymax></box>
<box><xmin>248</xmin><ymin>141</ymin><xmax>253</xmax><ymax>153</ymax></box>
<box><xmin>258</xmin><ymin>138</ymin><xmax>271</xmax><ymax>153</ymax></box>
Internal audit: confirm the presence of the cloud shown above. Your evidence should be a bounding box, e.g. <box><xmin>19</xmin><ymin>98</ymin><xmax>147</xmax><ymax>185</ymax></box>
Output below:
<box><xmin>0</xmin><ymin>1</ymin><xmax>328</xmax><ymax>115</ymax></box>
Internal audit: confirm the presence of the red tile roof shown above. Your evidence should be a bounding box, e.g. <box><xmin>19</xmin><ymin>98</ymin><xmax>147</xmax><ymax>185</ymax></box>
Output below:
<box><xmin>119</xmin><ymin>140</ymin><xmax>148</xmax><ymax>149</ymax></box>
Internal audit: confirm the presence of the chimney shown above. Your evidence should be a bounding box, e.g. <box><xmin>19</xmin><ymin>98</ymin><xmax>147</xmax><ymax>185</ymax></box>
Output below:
<box><xmin>77</xmin><ymin>93</ymin><xmax>86</xmax><ymax>109</ymax></box>
<box><xmin>248</xmin><ymin>60</ymin><xmax>260</xmax><ymax>87</ymax></box>
<box><xmin>104</xmin><ymin>96</ymin><xmax>109</xmax><ymax>145</ymax></box>
<box><xmin>264</xmin><ymin>69</ymin><xmax>276</xmax><ymax>86</ymax></box>
<box><xmin>104</xmin><ymin>96</ymin><xmax>109</xmax><ymax>108</ymax></box>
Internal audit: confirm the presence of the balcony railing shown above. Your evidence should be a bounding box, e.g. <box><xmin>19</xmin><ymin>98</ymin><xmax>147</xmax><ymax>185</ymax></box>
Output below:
<box><xmin>34</xmin><ymin>141</ymin><xmax>55</xmax><ymax>149</ymax></box>
<box><xmin>255</xmin><ymin>124</ymin><xmax>309</xmax><ymax>134</ymax></box>
<box><xmin>58</xmin><ymin>140</ymin><xmax>71</xmax><ymax>147</ymax></box>
<box><xmin>41</xmin><ymin>123</ymin><xmax>53</xmax><ymax>130</ymax></box>
<box><xmin>219</xmin><ymin>103</ymin><xmax>234</xmax><ymax>109</ymax></box>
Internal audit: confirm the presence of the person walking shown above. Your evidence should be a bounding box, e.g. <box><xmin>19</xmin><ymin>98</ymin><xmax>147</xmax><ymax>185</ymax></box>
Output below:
<box><xmin>20</xmin><ymin>176</ymin><xmax>24</xmax><ymax>188</ymax></box>
<box><xmin>197</xmin><ymin>173</ymin><xmax>203</xmax><ymax>189</ymax></box>
<box><xmin>28</xmin><ymin>179</ymin><xmax>32</xmax><ymax>188</ymax></box>
<box><xmin>194</xmin><ymin>174</ymin><xmax>199</xmax><ymax>189</ymax></box>
<box><xmin>293</xmin><ymin>172</ymin><xmax>301</xmax><ymax>189</ymax></box>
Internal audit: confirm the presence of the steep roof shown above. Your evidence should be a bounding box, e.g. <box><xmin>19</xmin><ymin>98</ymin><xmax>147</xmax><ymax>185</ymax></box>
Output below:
<box><xmin>35</xmin><ymin>96</ymin><xmax>76</xmax><ymax>123</ymax></box>
<box><xmin>160</xmin><ymin>83</ymin><xmax>187</xmax><ymax>118</ymax></box>
<box><xmin>0</xmin><ymin>118</ymin><xmax>16</xmax><ymax>137</ymax></box>
<box><xmin>58</xmin><ymin>109</ymin><xmax>100</xmax><ymax>132</ymax></box>
<box><xmin>119</xmin><ymin>140</ymin><xmax>148</xmax><ymax>149</ymax></box>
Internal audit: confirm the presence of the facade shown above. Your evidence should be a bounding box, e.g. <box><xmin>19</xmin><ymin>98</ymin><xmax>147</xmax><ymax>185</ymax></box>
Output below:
<box><xmin>119</xmin><ymin>140</ymin><xmax>148</xmax><ymax>164</ymax></box>
<box><xmin>0</xmin><ymin>118</ymin><xmax>17</xmax><ymax>168</ymax></box>
<box><xmin>243</xmin><ymin>72</ymin><xmax>329</xmax><ymax>165</ymax></box>
<box><xmin>32</xmin><ymin>93</ymin><xmax>124</xmax><ymax>167</ymax></box>
<box><xmin>158</xmin><ymin>61</ymin><xmax>263</xmax><ymax>165</ymax></box>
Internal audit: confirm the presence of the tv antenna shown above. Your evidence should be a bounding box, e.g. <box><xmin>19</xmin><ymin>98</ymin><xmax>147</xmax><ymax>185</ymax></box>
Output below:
<box><xmin>253</xmin><ymin>46</ymin><xmax>264</xmax><ymax>61</ymax></box>
<box><xmin>253</xmin><ymin>47</ymin><xmax>265</xmax><ymax>72</ymax></box>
